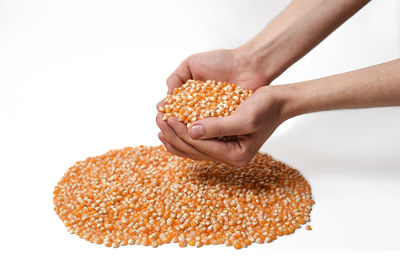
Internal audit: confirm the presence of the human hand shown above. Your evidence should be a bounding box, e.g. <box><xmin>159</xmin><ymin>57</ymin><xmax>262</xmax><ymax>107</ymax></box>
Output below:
<box><xmin>156</xmin><ymin>49</ymin><xmax>271</xmax><ymax>111</ymax></box>
<box><xmin>167</xmin><ymin>48</ymin><xmax>271</xmax><ymax>93</ymax></box>
<box><xmin>156</xmin><ymin>86</ymin><xmax>289</xmax><ymax>167</ymax></box>
<box><xmin>157</xmin><ymin>56</ymin><xmax>400</xmax><ymax>166</ymax></box>
<box><xmin>156</xmin><ymin>48</ymin><xmax>275</xmax><ymax>165</ymax></box>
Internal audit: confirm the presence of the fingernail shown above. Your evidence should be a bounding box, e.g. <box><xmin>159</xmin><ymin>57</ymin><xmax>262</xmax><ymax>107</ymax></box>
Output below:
<box><xmin>190</xmin><ymin>125</ymin><xmax>204</xmax><ymax>138</ymax></box>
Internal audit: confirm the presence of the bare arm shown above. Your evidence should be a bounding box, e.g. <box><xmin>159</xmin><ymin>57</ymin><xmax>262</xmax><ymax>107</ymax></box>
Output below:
<box><xmin>157</xmin><ymin>0</ymin><xmax>375</xmax><ymax>165</ymax></box>
<box><xmin>281</xmin><ymin>59</ymin><xmax>400</xmax><ymax>119</ymax></box>
<box><xmin>162</xmin><ymin>59</ymin><xmax>400</xmax><ymax>166</ymax></box>
<box><xmin>161</xmin><ymin>0</ymin><xmax>370</xmax><ymax>94</ymax></box>
<box><xmin>237</xmin><ymin>0</ymin><xmax>370</xmax><ymax>83</ymax></box>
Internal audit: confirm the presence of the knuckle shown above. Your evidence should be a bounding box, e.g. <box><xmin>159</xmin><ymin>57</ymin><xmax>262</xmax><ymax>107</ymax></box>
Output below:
<box><xmin>157</xmin><ymin>100</ymin><xmax>164</xmax><ymax>109</ymax></box>
<box><xmin>177</xmin><ymin>129</ymin><xmax>187</xmax><ymax>140</ymax></box>
<box><xmin>229</xmin><ymin>159</ymin><xmax>248</xmax><ymax>168</ymax></box>
<box><xmin>208</xmin><ymin>118</ymin><xmax>224</xmax><ymax>137</ymax></box>
<box><xmin>215</xmin><ymin>125</ymin><xmax>224</xmax><ymax>138</ymax></box>
<box><xmin>246</xmin><ymin>113</ymin><xmax>258</xmax><ymax>132</ymax></box>
<box><xmin>156</xmin><ymin>117</ymin><xmax>164</xmax><ymax>129</ymax></box>
<box><xmin>185</xmin><ymin>54</ymin><xmax>194</xmax><ymax>63</ymax></box>
<box><xmin>185</xmin><ymin>54</ymin><xmax>198</xmax><ymax>67</ymax></box>
<box><xmin>166</xmin><ymin>72</ymin><xmax>176</xmax><ymax>82</ymax></box>
<box><xmin>156</xmin><ymin>118</ymin><xmax>162</xmax><ymax>128</ymax></box>
<box><xmin>166</xmin><ymin>74</ymin><xmax>175</xmax><ymax>85</ymax></box>
<box><xmin>173</xmin><ymin>124</ymin><xmax>189</xmax><ymax>140</ymax></box>
<box><xmin>230</xmin><ymin>150</ymin><xmax>251</xmax><ymax>167</ymax></box>
<box><xmin>173</xmin><ymin>124</ymin><xmax>184</xmax><ymax>136</ymax></box>
<box><xmin>164</xmin><ymin>144</ymin><xmax>173</xmax><ymax>154</ymax></box>
<box><xmin>156</xmin><ymin>113</ymin><xmax>162</xmax><ymax>122</ymax></box>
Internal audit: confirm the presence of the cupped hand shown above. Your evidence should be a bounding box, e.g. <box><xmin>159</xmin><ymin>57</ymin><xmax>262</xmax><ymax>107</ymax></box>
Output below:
<box><xmin>167</xmin><ymin>48</ymin><xmax>271</xmax><ymax>92</ymax></box>
<box><xmin>156</xmin><ymin>49</ymin><xmax>270</xmax><ymax>111</ymax></box>
<box><xmin>156</xmin><ymin>86</ymin><xmax>290</xmax><ymax>167</ymax></box>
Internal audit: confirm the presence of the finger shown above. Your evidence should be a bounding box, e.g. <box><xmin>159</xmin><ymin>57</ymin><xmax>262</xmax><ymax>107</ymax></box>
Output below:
<box><xmin>158</xmin><ymin>132</ymin><xmax>194</xmax><ymax>159</ymax></box>
<box><xmin>157</xmin><ymin>100</ymin><xmax>166</xmax><ymax>113</ymax></box>
<box><xmin>166</xmin><ymin>59</ymin><xmax>192</xmax><ymax>94</ymax></box>
<box><xmin>156</xmin><ymin>113</ymin><xmax>211</xmax><ymax>161</ymax></box>
<box><xmin>188</xmin><ymin>112</ymin><xmax>252</xmax><ymax>139</ymax></box>
<box><xmin>158</xmin><ymin>132</ymin><xmax>189</xmax><ymax>158</ymax></box>
<box><xmin>167</xmin><ymin>117</ymin><xmax>246</xmax><ymax>166</ymax></box>
<box><xmin>159</xmin><ymin>132</ymin><xmax>208</xmax><ymax>161</ymax></box>
<box><xmin>156</xmin><ymin>112</ymin><xmax>165</xmax><ymax>130</ymax></box>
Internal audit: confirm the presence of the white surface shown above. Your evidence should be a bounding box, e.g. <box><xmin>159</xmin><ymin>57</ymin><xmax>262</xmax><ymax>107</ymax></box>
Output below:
<box><xmin>0</xmin><ymin>0</ymin><xmax>399</xmax><ymax>266</ymax></box>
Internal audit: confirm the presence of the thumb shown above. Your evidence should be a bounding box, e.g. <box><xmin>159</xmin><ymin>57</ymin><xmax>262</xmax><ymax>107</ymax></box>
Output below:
<box><xmin>189</xmin><ymin>114</ymin><xmax>249</xmax><ymax>139</ymax></box>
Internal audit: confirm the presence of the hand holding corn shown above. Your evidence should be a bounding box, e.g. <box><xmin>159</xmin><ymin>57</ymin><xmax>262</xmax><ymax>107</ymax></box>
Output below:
<box><xmin>156</xmin><ymin>49</ymin><xmax>271</xmax><ymax>112</ymax></box>
<box><xmin>157</xmin><ymin>58</ymin><xmax>400</xmax><ymax>166</ymax></box>
<box><xmin>157</xmin><ymin>82</ymin><xmax>283</xmax><ymax>166</ymax></box>
<box><xmin>157</xmin><ymin>0</ymin><xmax>400</xmax><ymax>166</ymax></box>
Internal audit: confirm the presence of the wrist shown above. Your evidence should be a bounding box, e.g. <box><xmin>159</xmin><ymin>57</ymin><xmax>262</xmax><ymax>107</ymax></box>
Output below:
<box><xmin>233</xmin><ymin>31</ymin><xmax>294</xmax><ymax>85</ymax></box>
<box><xmin>232</xmin><ymin>43</ymin><xmax>277</xmax><ymax>85</ymax></box>
<box><xmin>270</xmin><ymin>83</ymin><xmax>307</xmax><ymax>123</ymax></box>
<box><xmin>248</xmin><ymin>85</ymin><xmax>298</xmax><ymax>126</ymax></box>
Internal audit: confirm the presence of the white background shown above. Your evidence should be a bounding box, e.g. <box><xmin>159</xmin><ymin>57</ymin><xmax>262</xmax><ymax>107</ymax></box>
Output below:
<box><xmin>1</xmin><ymin>0</ymin><xmax>399</xmax><ymax>266</ymax></box>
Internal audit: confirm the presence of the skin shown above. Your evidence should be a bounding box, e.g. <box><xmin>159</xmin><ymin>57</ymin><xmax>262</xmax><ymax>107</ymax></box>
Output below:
<box><xmin>156</xmin><ymin>0</ymin><xmax>400</xmax><ymax>167</ymax></box>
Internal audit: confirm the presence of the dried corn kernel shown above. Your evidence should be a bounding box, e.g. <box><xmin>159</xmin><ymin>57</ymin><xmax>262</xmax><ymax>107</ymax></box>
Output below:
<box><xmin>53</xmin><ymin>145</ymin><xmax>314</xmax><ymax>249</ymax></box>
<box><xmin>161</xmin><ymin>80</ymin><xmax>253</xmax><ymax>132</ymax></box>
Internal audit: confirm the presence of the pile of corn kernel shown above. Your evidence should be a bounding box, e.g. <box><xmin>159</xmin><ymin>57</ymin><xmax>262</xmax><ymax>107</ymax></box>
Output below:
<box><xmin>160</xmin><ymin>80</ymin><xmax>253</xmax><ymax>127</ymax></box>
<box><xmin>54</xmin><ymin>80</ymin><xmax>314</xmax><ymax>248</ymax></box>
<box><xmin>53</xmin><ymin>145</ymin><xmax>314</xmax><ymax>249</ymax></box>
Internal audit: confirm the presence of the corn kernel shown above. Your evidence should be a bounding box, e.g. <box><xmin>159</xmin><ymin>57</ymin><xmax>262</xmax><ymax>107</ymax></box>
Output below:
<box><xmin>53</xmin><ymin>145</ymin><xmax>314</xmax><ymax>249</ymax></box>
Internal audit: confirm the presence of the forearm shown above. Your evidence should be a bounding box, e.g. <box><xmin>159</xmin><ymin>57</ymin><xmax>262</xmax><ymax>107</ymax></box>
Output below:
<box><xmin>235</xmin><ymin>0</ymin><xmax>370</xmax><ymax>83</ymax></box>
<box><xmin>280</xmin><ymin>59</ymin><xmax>400</xmax><ymax>119</ymax></box>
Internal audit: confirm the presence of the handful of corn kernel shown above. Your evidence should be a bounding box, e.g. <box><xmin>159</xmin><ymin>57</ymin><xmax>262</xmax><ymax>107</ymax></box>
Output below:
<box><xmin>160</xmin><ymin>80</ymin><xmax>253</xmax><ymax>127</ymax></box>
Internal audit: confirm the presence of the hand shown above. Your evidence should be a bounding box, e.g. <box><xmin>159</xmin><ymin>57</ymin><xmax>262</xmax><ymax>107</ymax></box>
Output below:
<box><xmin>156</xmin><ymin>86</ymin><xmax>288</xmax><ymax>167</ymax></box>
<box><xmin>156</xmin><ymin>48</ymin><xmax>274</xmax><ymax>166</ymax></box>
<box><xmin>167</xmin><ymin>49</ymin><xmax>271</xmax><ymax>93</ymax></box>
<box><xmin>156</xmin><ymin>49</ymin><xmax>271</xmax><ymax>111</ymax></box>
